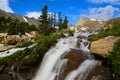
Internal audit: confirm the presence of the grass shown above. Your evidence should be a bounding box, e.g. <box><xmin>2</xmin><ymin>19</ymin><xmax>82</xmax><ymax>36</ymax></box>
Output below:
<box><xmin>16</xmin><ymin>41</ymin><xmax>33</xmax><ymax>47</ymax></box>
<box><xmin>91</xmin><ymin>25</ymin><xmax>120</xmax><ymax>79</ymax></box>
<box><xmin>110</xmin><ymin>39</ymin><xmax>120</xmax><ymax>79</ymax></box>
<box><xmin>0</xmin><ymin>31</ymin><xmax>64</xmax><ymax>67</ymax></box>
<box><xmin>91</xmin><ymin>25</ymin><xmax>120</xmax><ymax>41</ymax></box>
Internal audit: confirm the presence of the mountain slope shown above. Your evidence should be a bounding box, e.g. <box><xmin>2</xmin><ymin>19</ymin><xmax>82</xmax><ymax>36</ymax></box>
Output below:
<box><xmin>0</xmin><ymin>9</ymin><xmax>40</xmax><ymax>26</ymax></box>
<box><xmin>75</xmin><ymin>18</ymin><xmax>106</xmax><ymax>31</ymax></box>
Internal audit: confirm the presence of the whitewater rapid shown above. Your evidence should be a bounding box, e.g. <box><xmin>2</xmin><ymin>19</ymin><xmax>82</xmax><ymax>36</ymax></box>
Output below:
<box><xmin>0</xmin><ymin>43</ymin><xmax>37</xmax><ymax>57</ymax></box>
<box><xmin>33</xmin><ymin>31</ymin><xmax>100</xmax><ymax>80</ymax></box>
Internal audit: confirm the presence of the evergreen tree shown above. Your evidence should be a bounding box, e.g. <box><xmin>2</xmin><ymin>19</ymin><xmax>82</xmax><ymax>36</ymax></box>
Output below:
<box><xmin>39</xmin><ymin>4</ymin><xmax>49</xmax><ymax>24</ymax></box>
<box><xmin>8</xmin><ymin>20</ymin><xmax>18</xmax><ymax>35</ymax></box>
<box><xmin>58</xmin><ymin>12</ymin><xmax>63</xmax><ymax>30</ymax></box>
<box><xmin>53</xmin><ymin>12</ymin><xmax>57</xmax><ymax>27</ymax></box>
<box><xmin>38</xmin><ymin>4</ymin><xmax>53</xmax><ymax>35</ymax></box>
<box><xmin>62</xmin><ymin>16</ymin><xmax>68</xmax><ymax>29</ymax></box>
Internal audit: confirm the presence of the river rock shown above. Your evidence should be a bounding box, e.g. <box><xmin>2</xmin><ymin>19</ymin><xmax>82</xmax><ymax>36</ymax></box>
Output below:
<box><xmin>90</xmin><ymin>36</ymin><xmax>120</xmax><ymax>58</ymax></box>
<box><xmin>0</xmin><ymin>74</ymin><xmax>12</xmax><ymax>80</ymax></box>
<box><xmin>3</xmin><ymin>35</ymin><xmax>21</xmax><ymax>45</ymax></box>
<box><xmin>3</xmin><ymin>35</ymin><xmax>33</xmax><ymax>45</ymax></box>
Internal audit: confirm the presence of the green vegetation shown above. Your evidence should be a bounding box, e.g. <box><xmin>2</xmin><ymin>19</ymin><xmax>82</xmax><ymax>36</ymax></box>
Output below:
<box><xmin>0</xmin><ymin>4</ymin><xmax>70</xmax><ymax>76</ymax></box>
<box><xmin>0</xmin><ymin>32</ymin><xmax>64</xmax><ymax>68</ymax></box>
<box><xmin>91</xmin><ymin>25</ymin><xmax>120</xmax><ymax>79</ymax></box>
<box><xmin>16</xmin><ymin>41</ymin><xmax>33</xmax><ymax>47</ymax></box>
<box><xmin>0</xmin><ymin>16</ymin><xmax>38</xmax><ymax>34</ymax></box>
<box><xmin>110</xmin><ymin>39</ymin><xmax>120</xmax><ymax>80</ymax></box>
<box><xmin>91</xmin><ymin>25</ymin><xmax>120</xmax><ymax>41</ymax></box>
<box><xmin>65</xmin><ymin>30</ymin><xmax>75</xmax><ymax>36</ymax></box>
<box><xmin>38</xmin><ymin>5</ymin><xmax>69</xmax><ymax>36</ymax></box>
<box><xmin>0</xmin><ymin>50</ymin><xmax>25</xmax><ymax>65</ymax></box>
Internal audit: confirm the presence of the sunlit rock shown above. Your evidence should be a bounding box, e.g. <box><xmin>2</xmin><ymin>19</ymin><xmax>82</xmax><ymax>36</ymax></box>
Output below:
<box><xmin>90</xmin><ymin>36</ymin><xmax>120</xmax><ymax>58</ymax></box>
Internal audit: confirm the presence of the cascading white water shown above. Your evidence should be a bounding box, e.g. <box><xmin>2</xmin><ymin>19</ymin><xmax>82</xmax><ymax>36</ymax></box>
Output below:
<box><xmin>0</xmin><ymin>43</ymin><xmax>37</xmax><ymax>57</ymax></box>
<box><xmin>65</xmin><ymin>60</ymin><xmax>98</xmax><ymax>80</ymax></box>
<box><xmin>33</xmin><ymin>37</ymin><xmax>78</xmax><ymax>80</ymax></box>
<box><xmin>33</xmin><ymin>31</ymin><xmax>99</xmax><ymax>80</ymax></box>
<box><xmin>65</xmin><ymin>60</ymin><xmax>99</xmax><ymax>80</ymax></box>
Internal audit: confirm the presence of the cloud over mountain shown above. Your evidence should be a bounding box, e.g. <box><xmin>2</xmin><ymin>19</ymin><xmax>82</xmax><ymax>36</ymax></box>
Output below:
<box><xmin>80</xmin><ymin>5</ymin><xmax>120</xmax><ymax>20</ymax></box>
<box><xmin>25</xmin><ymin>11</ymin><xmax>41</xmax><ymax>19</ymax></box>
<box><xmin>0</xmin><ymin>0</ymin><xmax>14</xmax><ymax>13</ymax></box>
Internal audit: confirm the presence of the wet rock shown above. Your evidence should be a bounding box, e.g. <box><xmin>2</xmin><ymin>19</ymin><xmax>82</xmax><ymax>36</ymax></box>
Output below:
<box><xmin>58</xmin><ymin>49</ymin><xmax>90</xmax><ymax>80</ymax></box>
<box><xmin>0</xmin><ymin>74</ymin><xmax>12</xmax><ymax>80</ymax></box>
<box><xmin>84</xmin><ymin>64</ymin><xmax>112</xmax><ymax>80</ymax></box>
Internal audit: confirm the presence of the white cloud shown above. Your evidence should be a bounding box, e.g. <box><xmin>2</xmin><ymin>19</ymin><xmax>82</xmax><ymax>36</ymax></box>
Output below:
<box><xmin>25</xmin><ymin>11</ymin><xmax>55</xmax><ymax>19</ymax></box>
<box><xmin>80</xmin><ymin>5</ymin><xmax>120</xmax><ymax>20</ymax></box>
<box><xmin>0</xmin><ymin>0</ymin><xmax>14</xmax><ymax>13</ymax></box>
<box><xmin>67</xmin><ymin>14</ymin><xmax>78</xmax><ymax>20</ymax></box>
<box><xmin>25</xmin><ymin>11</ymin><xmax>41</xmax><ymax>19</ymax></box>
<box><xmin>88</xmin><ymin>0</ymin><xmax>120</xmax><ymax>4</ymax></box>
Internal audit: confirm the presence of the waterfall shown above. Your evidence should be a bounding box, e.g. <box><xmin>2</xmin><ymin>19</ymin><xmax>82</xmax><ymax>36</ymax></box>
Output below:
<box><xmin>33</xmin><ymin>37</ymin><xmax>78</xmax><ymax>80</ymax></box>
<box><xmin>65</xmin><ymin>60</ymin><xmax>99</xmax><ymax>80</ymax></box>
<box><xmin>33</xmin><ymin>31</ymin><xmax>102</xmax><ymax>80</ymax></box>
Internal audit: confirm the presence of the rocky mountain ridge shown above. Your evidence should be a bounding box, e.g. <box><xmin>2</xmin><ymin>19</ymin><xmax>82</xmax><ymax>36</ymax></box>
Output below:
<box><xmin>0</xmin><ymin>9</ymin><xmax>40</xmax><ymax>26</ymax></box>
<box><xmin>75</xmin><ymin>18</ymin><xmax>106</xmax><ymax>31</ymax></box>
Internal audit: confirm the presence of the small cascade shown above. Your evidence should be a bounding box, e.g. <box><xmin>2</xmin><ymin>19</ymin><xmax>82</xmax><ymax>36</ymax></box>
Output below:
<box><xmin>0</xmin><ymin>43</ymin><xmax>37</xmax><ymax>57</ymax></box>
<box><xmin>33</xmin><ymin>31</ymin><xmax>111</xmax><ymax>80</ymax></box>
<box><xmin>33</xmin><ymin>37</ymin><xmax>78</xmax><ymax>80</ymax></box>
<box><xmin>65</xmin><ymin>60</ymin><xmax>99</xmax><ymax>80</ymax></box>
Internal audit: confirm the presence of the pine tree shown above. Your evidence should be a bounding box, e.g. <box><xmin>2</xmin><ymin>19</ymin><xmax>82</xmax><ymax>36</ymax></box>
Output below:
<box><xmin>39</xmin><ymin>4</ymin><xmax>49</xmax><ymax>24</ymax></box>
<box><xmin>38</xmin><ymin>4</ymin><xmax>53</xmax><ymax>35</ymax></box>
<box><xmin>58</xmin><ymin>12</ymin><xmax>63</xmax><ymax>30</ymax></box>
<box><xmin>62</xmin><ymin>16</ymin><xmax>68</xmax><ymax>29</ymax></box>
<box><xmin>39</xmin><ymin>5</ymin><xmax>51</xmax><ymax>35</ymax></box>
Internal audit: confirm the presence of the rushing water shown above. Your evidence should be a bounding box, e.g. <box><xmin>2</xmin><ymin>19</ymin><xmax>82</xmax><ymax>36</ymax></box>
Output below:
<box><xmin>33</xmin><ymin>31</ymin><xmax>111</xmax><ymax>80</ymax></box>
<box><xmin>0</xmin><ymin>43</ymin><xmax>37</xmax><ymax>57</ymax></box>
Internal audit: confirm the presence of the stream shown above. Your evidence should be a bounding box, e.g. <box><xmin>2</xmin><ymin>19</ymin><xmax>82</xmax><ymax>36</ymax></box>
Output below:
<box><xmin>0</xmin><ymin>43</ymin><xmax>37</xmax><ymax>57</ymax></box>
<box><xmin>33</xmin><ymin>31</ymin><xmax>112</xmax><ymax>80</ymax></box>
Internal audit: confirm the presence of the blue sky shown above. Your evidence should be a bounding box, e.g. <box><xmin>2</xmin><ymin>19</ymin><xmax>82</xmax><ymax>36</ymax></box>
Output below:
<box><xmin>0</xmin><ymin>0</ymin><xmax>120</xmax><ymax>25</ymax></box>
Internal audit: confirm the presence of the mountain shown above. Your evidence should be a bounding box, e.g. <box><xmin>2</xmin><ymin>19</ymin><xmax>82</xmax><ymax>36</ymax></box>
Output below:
<box><xmin>104</xmin><ymin>17</ymin><xmax>120</xmax><ymax>27</ymax></box>
<box><xmin>75</xmin><ymin>18</ymin><xmax>106</xmax><ymax>31</ymax></box>
<box><xmin>0</xmin><ymin>9</ymin><xmax>40</xmax><ymax>26</ymax></box>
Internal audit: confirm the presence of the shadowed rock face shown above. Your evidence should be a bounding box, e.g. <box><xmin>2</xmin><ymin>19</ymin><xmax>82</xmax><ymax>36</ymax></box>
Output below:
<box><xmin>0</xmin><ymin>74</ymin><xmax>12</xmax><ymax>80</ymax></box>
<box><xmin>75</xmin><ymin>18</ymin><xmax>106</xmax><ymax>31</ymax></box>
<box><xmin>55</xmin><ymin>49</ymin><xmax>112</xmax><ymax>80</ymax></box>
<box><xmin>0</xmin><ymin>9</ymin><xmax>40</xmax><ymax>27</ymax></box>
<box><xmin>57</xmin><ymin>49</ymin><xmax>90</xmax><ymax>80</ymax></box>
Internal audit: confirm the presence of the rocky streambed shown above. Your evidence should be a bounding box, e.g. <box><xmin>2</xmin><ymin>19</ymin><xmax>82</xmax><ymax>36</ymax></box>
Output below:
<box><xmin>0</xmin><ymin>31</ymin><xmax>115</xmax><ymax>80</ymax></box>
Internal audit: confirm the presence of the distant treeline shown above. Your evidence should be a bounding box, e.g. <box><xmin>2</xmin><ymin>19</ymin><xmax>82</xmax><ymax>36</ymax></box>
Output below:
<box><xmin>0</xmin><ymin>4</ymin><xmax>68</xmax><ymax>35</ymax></box>
<box><xmin>0</xmin><ymin>16</ymin><xmax>37</xmax><ymax>35</ymax></box>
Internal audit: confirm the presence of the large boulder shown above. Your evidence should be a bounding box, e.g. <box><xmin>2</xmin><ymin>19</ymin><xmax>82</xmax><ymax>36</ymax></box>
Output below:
<box><xmin>90</xmin><ymin>36</ymin><xmax>120</xmax><ymax>58</ymax></box>
<box><xmin>4</xmin><ymin>35</ymin><xmax>21</xmax><ymax>45</ymax></box>
<box><xmin>75</xmin><ymin>18</ymin><xmax>106</xmax><ymax>31</ymax></box>
<box><xmin>3</xmin><ymin>35</ymin><xmax>33</xmax><ymax>45</ymax></box>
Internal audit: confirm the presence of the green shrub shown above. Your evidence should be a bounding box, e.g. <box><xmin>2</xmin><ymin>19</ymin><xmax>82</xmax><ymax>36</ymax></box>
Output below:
<box><xmin>16</xmin><ymin>41</ymin><xmax>33</xmax><ymax>47</ymax></box>
<box><xmin>0</xmin><ymin>50</ymin><xmax>25</xmax><ymax>65</ymax></box>
<box><xmin>91</xmin><ymin>25</ymin><xmax>120</xmax><ymax>41</ymax></box>
<box><xmin>66</xmin><ymin>30</ymin><xmax>75</xmax><ymax>36</ymax></box>
<box><xmin>110</xmin><ymin>39</ymin><xmax>120</xmax><ymax>78</ymax></box>
<box><xmin>0</xmin><ymin>31</ymin><xmax>63</xmax><ymax>66</ymax></box>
